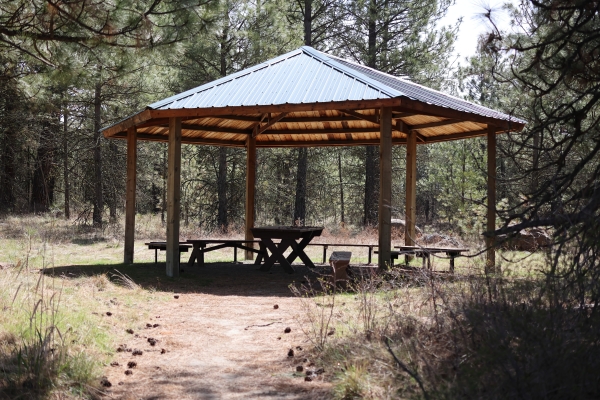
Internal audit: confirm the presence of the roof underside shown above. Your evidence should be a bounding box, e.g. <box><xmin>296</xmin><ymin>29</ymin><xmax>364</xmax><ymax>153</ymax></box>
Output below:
<box><xmin>103</xmin><ymin>46</ymin><xmax>525</xmax><ymax>147</ymax></box>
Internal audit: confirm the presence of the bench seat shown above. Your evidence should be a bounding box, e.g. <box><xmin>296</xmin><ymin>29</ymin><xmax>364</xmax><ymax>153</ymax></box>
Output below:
<box><xmin>187</xmin><ymin>239</ymin><xmax>265</xmax><ymax>267</ymax></box>
<box><xmin>145</xmin><ymin>242</ymin><xmax>192</xmax><ymax>264</ymax></box>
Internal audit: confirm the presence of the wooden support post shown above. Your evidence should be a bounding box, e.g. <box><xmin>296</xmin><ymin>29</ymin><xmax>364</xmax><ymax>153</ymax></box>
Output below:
<box><xmin>166</xmin><ymin>118</ymin><xmax>182</xmax><ymax>277</ymax></box>
<box><xmin>245</xmin><ymin>135</ymin><xmax>257</xmax><ymax>260</ymax></box>
<box><xmin>405</xmin><ymin>129</ymin><xmax>417</xmax><ymax>247</ymax></box>
<box><xmin>124</xmin><ymin>126</ymin><xmax>137</xmax><ymax>264</ymax></box>
<box><xmin>486</xmin><ymin>125</ymin><xmax>497</xmax><ymax>273</ymax></box>
<box><xmin>378</xmin><ymin>107</ymin><xmax>393</xmax><ymax>269</ymax></box>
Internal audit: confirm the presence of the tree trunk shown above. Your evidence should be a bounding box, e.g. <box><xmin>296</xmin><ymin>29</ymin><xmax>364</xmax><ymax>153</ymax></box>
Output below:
<box><xmin>461</xmin><ymin>142</ymin><xmax>466</xmax><ymax>208</ymax></box>
<box><xmin>63</xmin><ymin>102</ymin><xmax>70</xmax><ymax>219</ymax></box>
<box><xmin>364</xmin><ymin>145</ymin><xmax>379</xmax><ymax>226</ymax></box>
<box><xmin>216</xmin><ymin>21</ymin><xmax>230</xmax><ymax>232</ymax></box>
<box><xmin>304</xmin><ymin>0</ymin><xmax>313</xmax><ymax>46</ymax></box>
<box><xmin>363</xmin><ymin>0</ymin><xmax>379</xmax><ymax>226</ymax></box>
<box><xmin>1</xmin><ymin>110</ymin><xmax>15</xmax><ymax>212</ymax></box>
<box><xmin>293</xmin><ymin>148</ymin><xmax>308</xmax><ymax>225</ymax></box>
<box><xmin>31</xmin><ymin>115</ymin><xmax>58</xmax><ymax>213</ymax></box>
<box><xmin>338</xmin><ymin>151</ymin><xmax>345</xmax><ymax>223</ymax></box>
<box><xmin>109</xmin><ymin>141</ymin><xmax>118</xmax><ymax>222</ymax></box>
<box><xmin>217</xmin><ymin>147</ymin><xmax>228</xmax><ymax>231</ymax></box>
<box><xmin>532</xmin><ymin>130</ymin><xmax>540</xmax><ymax>193</ymax></box>
<box><xmin>162</xmin><ymin>146</ymin><xmax>167</xmax><ymax>224</ymax></box>
<box><xmin>291</xmin><ymin>0</ymin><xmax>313</xmax><ymax>226</ymax></box>
<box><xmin>93</xmin><ymin>80</ymin><xmax>103</xmax><ymax>227</ymax></box>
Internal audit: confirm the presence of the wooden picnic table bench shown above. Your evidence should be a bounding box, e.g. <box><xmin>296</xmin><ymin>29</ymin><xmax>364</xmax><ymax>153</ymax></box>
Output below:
<box><xmin>392</xmin><ymin>246</ymin><xmax>469</xmax><ymax>273</ymax></box>
<box><xmin>187</xmin><ymin>239</ymin><xmax>265</xmax><ymax>268</ymax></box>
<box><xmin>307</xmin><ymin>243</ymin><xmax>376</xmax><ymax>264</ymax></box>
<box><xmin>251</xmin><ymin>226</ymin><xmax>323</xmax><ymax>273</ymax></box>
<box><xmin>145</xmin><ymin>242</ymin><xmax>192</xmax><ymax>264</ymax></box>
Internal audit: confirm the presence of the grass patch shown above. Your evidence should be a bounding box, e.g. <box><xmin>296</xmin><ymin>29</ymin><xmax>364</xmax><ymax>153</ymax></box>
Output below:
<box><xmin>0</xmin><ymin>215</ymin><xmax>207</xmax><ymax>399</ymax></box>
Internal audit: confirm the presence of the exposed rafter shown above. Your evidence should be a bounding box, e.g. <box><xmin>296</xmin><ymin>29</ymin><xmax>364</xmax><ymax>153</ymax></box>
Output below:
<box><xmin>253</xmin><ymin>112</ymin><xmax>289</xmax><ymax>137</ymax></box>
<box><xmin>338</xmin><ymin>109</ymin><xmax>379</xmax><ymax>125</ymax></box>
<box><xmin>392</xmin><ymin>112</ymin><xmax>417</xmax><ymax>119</ymax></box>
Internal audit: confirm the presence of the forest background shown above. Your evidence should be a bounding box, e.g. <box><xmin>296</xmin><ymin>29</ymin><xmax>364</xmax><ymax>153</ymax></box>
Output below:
<box><xmin>0</xmin><ymin>0</ymin><xmax>508</xmax><ymax>235</ymax></box>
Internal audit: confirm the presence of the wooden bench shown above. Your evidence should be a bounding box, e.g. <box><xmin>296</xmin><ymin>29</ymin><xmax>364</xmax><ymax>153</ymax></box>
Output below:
<box><xmin>392</xmin><ymin>246</ymin><xmax>469</xmax><ymax>273</ymax></box>
<box><xmin>187</xmin><ymin>239</ymin><xmax>265</xmax><ymax>268</ymax></box>
<box><xmin>329</xmin><ymin>251</ymin><xmax>352</xmax><ymax>288</ymax></box>
<box><xmin>145</xmin><ymin>242</ymin><xmax>192</xmax><ymax>264</ymax></box>
<box><xmin>308</xmin><ymin>243</ymin><xmax>376</xmax><ymax>264</ymax></box>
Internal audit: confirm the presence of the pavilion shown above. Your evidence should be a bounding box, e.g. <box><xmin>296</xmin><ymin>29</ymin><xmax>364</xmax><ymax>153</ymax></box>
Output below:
<box><xmin>102</xmin><ymin>46</ymin><xmax>526</xmax><ymax>276</ymax></box>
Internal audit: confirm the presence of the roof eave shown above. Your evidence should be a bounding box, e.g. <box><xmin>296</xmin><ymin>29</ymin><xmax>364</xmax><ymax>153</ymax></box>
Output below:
<box><xmin>102</xmin><ymin>109</ymin><xmax>153</xmax><ymax>138</ymax></box>
<box><xmin>102</xmin><ymin>97</ymin><xmax>525</xmax><ymax>139</ymax></box>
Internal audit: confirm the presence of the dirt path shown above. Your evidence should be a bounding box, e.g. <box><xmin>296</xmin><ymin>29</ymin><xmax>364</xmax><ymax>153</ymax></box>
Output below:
<box><xmin>101</xmin><ymin>263</ymin><xmax>331</xmax><ymax>400</ymax></box>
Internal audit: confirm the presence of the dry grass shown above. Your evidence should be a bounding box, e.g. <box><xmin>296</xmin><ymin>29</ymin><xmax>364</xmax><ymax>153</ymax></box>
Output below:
<box><xmin>0</xmin><ymin>213</ymin><xmax>562</xmax><ymax>399</ymax></box>
<box><xmin>291</xmin><ymin>253</ymin><xmax>599</xmax><ymax>400</ymax></box>
<box><xmin>0</xmin><ymin>215</ymin><xmax>175</xmax><ymax>399</ymax></box>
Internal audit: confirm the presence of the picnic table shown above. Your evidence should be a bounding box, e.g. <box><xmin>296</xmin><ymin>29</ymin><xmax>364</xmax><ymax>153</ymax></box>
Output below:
<box><xmin>251</xmin><ymin>226</ymin><xmax>323</xmax><ymax>273</ymax></box>
<box><xmin>187</xmin><ymin>239</ymin><xmax>264</xmax><ymax>268</ymax></box>
<box><xmin>392</xmin><ymin>245</ymin><xmax>469</xmax><ymax>273</ymax></box>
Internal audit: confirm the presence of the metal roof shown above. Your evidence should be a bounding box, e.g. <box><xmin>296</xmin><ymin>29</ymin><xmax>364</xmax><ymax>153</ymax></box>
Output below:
<box><xmin>147</xmin><ymin>46</ymin><xmax>523</xmax><ymax>124</ymax></box>
<box><xmin>102</xmin><ymin>46</ymin><xmax>525</xmax><ymax>146</ymax></box>
<box><xmin>149</xmin><ymin>47</ymin><xmax>397</xmax><ymax>110</ymax></box>
<box><xmin>327</xmin><ymin>54</ymin><xmax>526</xmax><ymax>124</ymax></box>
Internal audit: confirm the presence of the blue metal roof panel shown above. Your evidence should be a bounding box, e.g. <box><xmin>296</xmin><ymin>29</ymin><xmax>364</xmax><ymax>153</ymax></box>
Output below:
<box><xmin>327</xmin><ymin>69</ymin><xmax>348</xmax><ymax>102</ymax></box>
<box><xmin>149</xmin><ymin>47</ymin><xmax>393</xmax><ymax>111</ymax></box>
<box><xmin>273</xmin><ymin>55</ymin><xmax>308</xmax><ymax>104</ymax></box>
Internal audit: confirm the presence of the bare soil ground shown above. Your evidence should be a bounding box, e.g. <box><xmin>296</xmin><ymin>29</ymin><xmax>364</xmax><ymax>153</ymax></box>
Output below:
<box><xmin>98</xmin><ymin>262</ymin><xmax>332</xmax><ymax>400</ymax></box>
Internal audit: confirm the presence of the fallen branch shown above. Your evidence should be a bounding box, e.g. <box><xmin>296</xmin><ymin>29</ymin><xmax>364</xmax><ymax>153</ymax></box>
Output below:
<box><xmin>244</xmin><ymin>321</ymin><xmax>282</xmax><ymax>330</ymax></box>
<box><xmin>384</xmin><ymin>336</ymin><xmax>429</xmax><ymax>400</ymax></box>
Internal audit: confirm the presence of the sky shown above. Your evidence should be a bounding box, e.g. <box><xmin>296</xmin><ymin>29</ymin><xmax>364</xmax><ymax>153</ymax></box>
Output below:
<box><xmin>438</xmin><ymin>0</ymin><xmax>519</xmax><ymax>65</ymax></box>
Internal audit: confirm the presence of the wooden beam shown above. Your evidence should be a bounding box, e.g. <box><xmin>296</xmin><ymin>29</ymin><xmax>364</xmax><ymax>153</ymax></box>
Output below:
<box><xmin>338</xmin><ymin>109</ymin><xmax>379</xmax><ymax>125</ymax></box>
<box><xmin>181</xmin><ymin>123</ymin><xmax>249</xmax><ymax>135</ymax></box>
<box><xmin>136</xmin><ymin>117</ymin><xmax>198</xmax><ymax>129</ymax></box>
<box><xmin>255</xmin><ymin>138</ymin><xmax>408</xmax><ymax>147</ymax></box>
<box><xmin>379</xmin><ymin>107</ymin><xmax>393</xmax><ymax>269</ymax></box>
<box><xmin>210</xmin><ymin>115</ymin><xmax>263</xmax><ymax>122</ymax></box>
<box><xmin>411</xmin><ymin>119</ymin><xmax>460</xmax><ymax>130</ymax></box>
<box><xmin>150</xmin><ymin>98</ymin><xmax>402</xmax><ymax>120</ymax></box>
<box><xmin>393</xmin><ymin>101</ymin><xmax>525</xmax><ymax>132</ymax></box>
<box><xmin>102</xmin><ymin>109</ymin><xmax>153</xmax><ymax>138</ymax></box>
<box><xmin>405</xmin><ymin>129</ymin><xmax>417</xmax><ymax>247</ymax></box>
<box><xmin>397</xmin><ymin>121</ymin><xmax>427</xmax><ymax>143</ymax></box>
<box><xmin>216</xmin><ymin>114</ymin><xmax>374</xmax><ymax>123</ymax></box>
<box><xmin>420</xmin><ymin>129</ymin><xmax>489</xmax><ymax>143</ymax></box>
<box><xmin>141</xmin><ymin>122</ymin><xmax>250</xmax><ymax>135</ymax></box>
<box><xmin>113</xmin><ymin>132</ymin><xmax>246</xmax><ymax>147</ymax></box>
<box><xmin>166</xmin><ymin>118</ymin><xmax>182</xmax><ymax>278</ymax></box>
<box><xmin>486</xmin><ymin>125</ymin><xmax>497</xmax><ymax>274</ymax></box>
<box><xmin>281</xmin><ymin>115</ymin><xmax>367</xmax><ymax>123</ymax></box>
<box><xmin>245</xmin><ymin>135</ymin><xmax>257</xmax><ymax>260</ymax></box>
<box><xmin>114</xmin><ymin>125</ymin><xmax>509</xmax><ymax>148</ymax></box>
<box><xmin>253</xmin><ymin>112</ymin><xmax>289</xmax><ymax>137</ymax></box>
<box><xmin>124</xmin><ymin>126</ymin><xmax>137</xmax><ymax>264</ymax></box>
<box><xmin>261</xmin><ymin>127</ymin><xmax>382</xmax><ymax>135</ymax></box>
